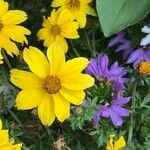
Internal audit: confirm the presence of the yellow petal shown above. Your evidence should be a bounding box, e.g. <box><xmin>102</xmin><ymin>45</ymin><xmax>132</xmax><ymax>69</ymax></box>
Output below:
<box><xmin>106</xmin><ymin>134</ymin><xmax>115</xmax><ymax>150</ymax></box>
<box><xmin>60</xmin><ymin>88</ymin><xmax>85</xmax><ymax>105</ymax></box>
<box><xmin>0</xmin><ymin>130</ymin><xmax>9</xmax><ymax>146</ymax></box>
<box><xmin>23</xmin><ymin>46</ymin><xmax>49</xmax><ymax>78</ymax></box>
<box><xmin>114</xmin><ymin>136</ymin><xmax>126</xmax><ymax>150</ymax></box>
<box><xmin>85</xmin><ymin>5</ymin><xmax>97</xmax><ymax>16</ymax></box>
<box><xmin>51</xmin><ymin>0</ymin><xmax>68</xmax><ymax>7</ymax></box>
<box><xmin>37</xmin><ymin>28</ymin><xmax>55</xmax><ymax>47</ymax></box>
<box><xmin>10</xmin><ymin>69</ymin><xmax>41</xmax><ymax>89</ymax></box>
<box><xmin>57</xmin><ymin>9</ymin><xmax>73</xmax><ymax>25</ymax></box>
<box><xmin>12</xmin><ymin>143</ymin><xmax>22</xmax><ymax>150</ymax></box>
<box><xmin>0</xmin><ymin>0</ymin><xmax>8</xmax><ymax>18</ymax></box>
<box><xmin>49</xmin><ymin>9</ymin><xmax>59</xmax><ymax>25</ymax></box>
<box><xmin>16</xmin><ymin>89</ymin><xmax>44</xmax><ymax>110</ymax></box>
<box><xmin>0</xmin><ymin>119</ymin><xmax>2</xmax><ymax>130</ymax></box>
<box><xmin>76</xmin><ymin>12</ymin><xmax>86</xmax><ymax>28</ymax></box>
<box><xmin>47</xmin><ymin>43</ymin><xmax>65</xmax><ymax>75</ymax></box>
<box><xmin>61</xmin><ymin>22</ymin><xmax>79</xmax><ymax>39</ymax></box>
<box><xmin>53</xmin><ymin>93</ymin><xmax>70</xmax><ymax>122</ymax></box>
<box><xmin>80</xmin><ymin>0</ymin><xmax>92</xmax><ymax>4</ymax></box>
<box><xmin>55</xmin><ymin>35</ymin><xmax>68</xmax><ymax>53</ymax></box>
<box><xmin>61</xmin><ymin>74</ymin><xmax>94</xmax><ymax>90</ymax></box>
<box><xmin>2</xmin><ymin>10</ymin><xmax>28</xmax><ymax>25</ymax></box>
<box><xmin>0</xmin><ymin>34</ymin><xmax>19</xmax><ymax>56</ymax></box>
<box><xmin>58</xmin><ymin>57</ymin><xmax>89</xmax><ymax>77</ymax></box>
<box><xmin>2</xmin><ymin>25</ymin><xmax>31</xmax><ymax>44</ymax></box>
<box><xmin>38</xmin><ymin>94</ymin><xmax>55</xmax><ymax>126</ymax></box>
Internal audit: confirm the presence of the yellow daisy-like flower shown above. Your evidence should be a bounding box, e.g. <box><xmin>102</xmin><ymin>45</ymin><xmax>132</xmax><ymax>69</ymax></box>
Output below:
<box><xmin>0</xmin><ymin>119</ymin><xmax>22</xmax><ymax>150</ymax></box>
<box><xmin>37</xmin><ymin>9</ymin><xmax>79</xmax><ymax>53</ymax></box>
<box><xmin>51</xmin><ymin>0</ymin><xmax>97</xmax><ymax>28</ymax></box>
<box><xmin>138</xmin><ymin>61</ymin><xmax>150</xmax><ymax>76</ymax></box>
<box><xmin>106</xmin><ymin>134</ymin><xmax>126</xmax><ymax>150</ymax></box>
<box><xmin>10</xmin><ymin>44</ymin><xmax>94</xmax><ymax>126</ymax></box>
<box><xmin>0</xmin><ymin>0</ymin><xmax>31</xmax><ymax>56</ymax></box>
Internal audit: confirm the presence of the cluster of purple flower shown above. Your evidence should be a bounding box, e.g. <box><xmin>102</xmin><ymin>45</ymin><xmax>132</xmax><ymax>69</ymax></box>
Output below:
<box><xmin>109</xmin><ymin>32</ymin><xmax>150</xmax><ymax>68</ymax></box>
<box><xmin>85</xmin><ymin>54</ymin><xmax>130</xmax><ymax>127</ymax></box>
<box><xmin>84</xmin><ymin>27</ymin><xmax>150</xmax><ymax>128</ymax></box>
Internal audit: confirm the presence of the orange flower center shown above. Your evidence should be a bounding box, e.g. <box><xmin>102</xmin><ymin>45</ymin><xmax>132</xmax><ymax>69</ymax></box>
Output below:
<box><xmin>51</xmin><ymin>25</ymin><xmax>61</xmax><ymax>35</ymax></box>
<box><xmin>0</xmin><ymin>21</ymin><xmax>4</xmax><ymax>31</ymax></box>
<box><xmin>42</xmin><ymin>76</ymin><xmax>61</xmax><ymax>94</ymax></box>
<box><xmin>69</xmin><ymin>0</ymin><xmax>80</xmax><ymax>9</ymax></box>
<box><xmin>138</xmin><ymin>61</ymin><xmax>150</xmax><ymax>75</ymax></box>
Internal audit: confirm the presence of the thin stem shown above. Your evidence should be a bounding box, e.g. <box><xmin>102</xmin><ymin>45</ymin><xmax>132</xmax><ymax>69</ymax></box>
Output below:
<box><xmin>127</xmin><ymin>81</ymin><xmax>137</xmax><ymax>145</ymax></box>
<box><xmin>92</xmin><ymin>28</ymin><xmax>96</xmax><ymax>54</ymax></box>
<box><xmin>69</xmin><ymin>40</ymin><xmax>80</xmax><ymax>57</ymax></box>
<box><xmin>2</xmin><ymin>50</ymin><xmax>12</xmax><ymax>69</ymax></box>
<box><xmin>8</xmin><ymin>109</ymin><xmax>23</xmax><ymax>127</ymax></box>
<box><xmin>83</xmin><ymin>29</ymin><xmax>96</xmax><ymax>57</ymax></box>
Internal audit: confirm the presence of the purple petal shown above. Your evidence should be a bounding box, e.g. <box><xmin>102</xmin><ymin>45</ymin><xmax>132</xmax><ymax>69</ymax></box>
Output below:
<box><xmin>82</xmin><ymin>99</ymin><xmax>87</xmax><ymax>106</ymax></box>
<box><xmin>111</xmin><ymin>105</ymin><xmax>129</xmax><ymax>117</ymax></box>
<box><xmin>109</xmin><ymin>109</ymin><xmax>123</xmax><ymax>126</ymax></box>
<box><xmin>108</xmin><ymin>33</ymin><xmax>125</xmax><ymax>47</ymax></box>
<box><xmin>100</xmin><ymin>105</ymin><xmax>110</xmax><ymax>118</ymax></box>
<box><xmin>94</xmin><ymin>112</ymin><xmax>101</xmax><ymax>127</ymax></box>
<box><xmin>112</xmin><ymin>97</ymin><xmax>131</xmax><ymax>105</ymax></box>
<box><xmin>127</xmin><ymin>49</ymin><xmax>143</xmax><ymax>64</ymax></box>
<box><xmin>100</xmin><ymin>55</ymin><xmax>109</xmax><ymax>75</ymax></box>
<box><xmin>85</xmin><ymin>58</ymin><xmax>99</xmax><ymax>78</ymax></box>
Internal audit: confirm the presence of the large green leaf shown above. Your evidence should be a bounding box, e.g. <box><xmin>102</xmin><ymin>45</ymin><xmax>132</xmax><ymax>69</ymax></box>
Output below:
<box><xmin>96</xmin><ymin>0</ymin><xmax>150</xmax><ymax>37</ymax></box>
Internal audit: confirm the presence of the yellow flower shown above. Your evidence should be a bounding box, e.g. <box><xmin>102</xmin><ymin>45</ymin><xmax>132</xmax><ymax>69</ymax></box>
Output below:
<box><xmin>138</xmin><ymin>61</ymin><xmax>150</xmax><ymax>76</ymax></box>
<box><xmin>37</xmin><ymin>9</ymin><xmax>79</xmax><ymax>53</ymax></box>
<box><xmin>0</xmin><ymin>0</ymin><xmax>31</xmax><ymax>56</ymax></box>
<box><xmin>106</xmin><ymin>134</ymin><xmax>126</xmax><ymax>150</ymax></box>
<box><xmin>0</xmin><ymin>119</ymin><xmax>22</xmax><ymax>150</ymax></box>
<box><xmin>10</xmin><ymin>44</ymin><xmax>94</xmax><ymax>126</ymax></box>
<box><xmin>51</xmin><ymin>0</ymin><xmax>97</xmax><ymax>28</ymax></box>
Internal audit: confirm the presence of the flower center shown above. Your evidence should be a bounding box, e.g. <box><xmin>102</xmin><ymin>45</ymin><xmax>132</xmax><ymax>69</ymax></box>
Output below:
<box><xmin>138</xmin><ymin>61</ymin><xmax>150</xmax><ymax>75</ymax></box>
<box><xmin>51</xmin><ymin>25</ymin><xmax>61</xmax><ymax>35</ymax></box>
<box><xmin>42</xmin><ymin>76</ymin><xmax>61</xmax><ymax>94</ymax></box>
<box><xmin>0</xmin><ymin>21</ymin><xmax>4</xmax><ymax>31</ymax></box>
<box><xmin>69</xmin><ymin>0</ymin><xmax>80</xmax><ymax>9</ymax></box>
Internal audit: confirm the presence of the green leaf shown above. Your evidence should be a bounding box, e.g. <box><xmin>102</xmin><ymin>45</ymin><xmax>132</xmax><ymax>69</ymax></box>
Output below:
<box><xmin>96</xmin><ymin>0</ymin><xmax>150</xmax><ymax>37</ymax></box>
<box><xmin>142</xmin><ymin>93</ymin><xmax>150</xmax><ymax>105</ymax></box>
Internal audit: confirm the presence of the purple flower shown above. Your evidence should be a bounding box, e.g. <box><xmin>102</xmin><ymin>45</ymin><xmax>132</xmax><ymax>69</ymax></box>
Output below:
<box><xmin>94</xmin><ymin>97</ymin><xmax>130</xmax><ymax>127</ymax></box>
<box><xmin>85</xmin><ymin>54</ymin><xmax>128</xmax><ymax>93</ymax></box>
<box><xmin>127</xmin><ymin>48</ymin><xmax>150</xmax><ymax>68</ymax></box>
<box><xmin>108</xmin><ymin>32</ymin><xmax>133</xmax><ymax>59</ymax></box>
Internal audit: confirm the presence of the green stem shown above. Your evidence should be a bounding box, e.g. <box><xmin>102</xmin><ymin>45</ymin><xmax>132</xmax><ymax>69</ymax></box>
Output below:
<box><xmin>92</xmin><ymin>28</ymin><xmax>96</xmax><ymax>54</ymax></box>
<box><xmin>69</xmin><ymin>40</ymin><xmax>80</xmax><ymax>57</ymax></box>
<box><xmin>2</xmin><ymin>50</ymin><xmax>12</xmax><ymax>69</ymax></box>
<box><xmin>8</xmin><ymin>109</ymin><xmax>23</xmax><ymax>127</ymax></box>
<box><xmin>45</xmin><ymin>126</ymin><xmax>51</xmax><ymax>136</ymax></box>
<box><xmin>127</xmin><ymin>81</ymin><xmax>137</xmax><ymax>145</ymax></box>
<box><xmin>83</xmin><ymin>29</ymin><xmax>96</xmax><ymax>57</ymax></box>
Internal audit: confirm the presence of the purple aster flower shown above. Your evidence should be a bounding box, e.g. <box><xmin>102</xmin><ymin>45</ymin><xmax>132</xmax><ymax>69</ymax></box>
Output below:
<box><xmin>108</xmin><ymin>32</ymin><xmax>133</xmax><ymax>59</ymax></box>
<box><xmin>127</xmin><ymin>47</ymin><xmax>150</xmax><ymax>68</ymax></box>
<box><xmin>85</xmin><ymin>54</ymin><xmax>128</xmax><ymax>93</ymax></box>
<box><xmin>94</xmin><ymin>97</ymin><xmax>130</xmax><ymax>127</ymax></box>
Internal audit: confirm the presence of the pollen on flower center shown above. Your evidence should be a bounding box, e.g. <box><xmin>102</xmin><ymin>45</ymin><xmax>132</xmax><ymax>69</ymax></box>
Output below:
<box><xmin>0</xmin><ymin>21</ymin><xmax>4</xmax><ymax>31</ymax></box>
<box><xmin>42</xmin><ymin>76</ymin><xmax>61</xmax><ymax>94</ymax></box>
<box><xmin>51</xmin><ymin>25</ymin><xmax>61</xmax><ymax>35</ymax></box>
<box><xmin>69</xmin><ymin>0</ymin><xmax>80</xmax><ymax>9</ymax></box>
<box><xmin>138</xmin><ymin>61</ymin><xmax>150</xmax><ymax>75</ymax></box>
